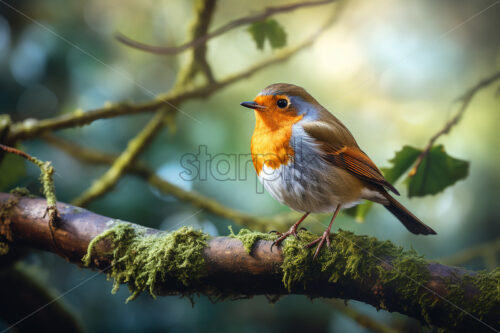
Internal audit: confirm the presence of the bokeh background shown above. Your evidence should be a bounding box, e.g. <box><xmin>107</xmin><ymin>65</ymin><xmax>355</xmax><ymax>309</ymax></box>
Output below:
<box><xmin>1</xmin><ymin>0</ymin><xmax>499</xmax><ymax>332</ymax></box>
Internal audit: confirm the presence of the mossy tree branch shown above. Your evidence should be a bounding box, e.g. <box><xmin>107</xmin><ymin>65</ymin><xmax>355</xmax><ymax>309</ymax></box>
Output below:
<box><xmin>1</xmin><ymin>193</ymin><xmax>498</xmax><ymax>332</ymax></box>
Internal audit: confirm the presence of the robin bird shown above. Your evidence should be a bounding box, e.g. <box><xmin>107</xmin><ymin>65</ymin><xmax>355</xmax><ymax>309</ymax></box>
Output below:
<box><xmin>241</xmin><ymin>83</ymin><xmax>436</xmax><ymax>259</ymax></box>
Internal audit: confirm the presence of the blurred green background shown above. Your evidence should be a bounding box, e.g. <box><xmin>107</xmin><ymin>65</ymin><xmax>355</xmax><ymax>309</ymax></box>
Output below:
<box><xmin>1</xmin><ymin>0</ymin><xmax>499</xmax><ymax>331</ymax></box>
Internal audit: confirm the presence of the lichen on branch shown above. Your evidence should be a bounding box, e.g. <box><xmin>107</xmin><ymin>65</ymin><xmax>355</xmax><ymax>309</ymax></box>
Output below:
<box><xmin>83</xmin><ymin>223</ymin><xmax>208</xmax><ymax>302</ymax></box>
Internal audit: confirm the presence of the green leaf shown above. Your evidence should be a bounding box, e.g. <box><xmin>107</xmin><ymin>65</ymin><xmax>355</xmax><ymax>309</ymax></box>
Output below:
<box><xmin>408</xmin><ymin>145</ymin><xmax>469</xmax><ymax>197</ymax></box>
<box><xmin>265</xmin><ymin>20</ymin><xmax>287</xmax><ymax>49</ymax></box>
<box><xmin>0</xmin><ymin>153</ymin><xmax>26</xmax><ymax>191</ymax></box>
<box><xmin>344</xmin><ymin>201</ymin><xmax>373</xmax><ymax>223</ymax></box>
<box><xmin>345</xmin><ymin>144</ymin><xmax>468</xmax><ymax>220</ymax></box>
<box><xmin>247</xmin><ymin>19</ymin><xmax>287</xmax><ymax>50</ymax></box>
<box><xmin>247</xmin><ymin>21</ymin><xmax>266</xmax><ymax>50</ymax></box>
<box><xmin>382</xmin><ymin>145</ymin><xmax>422</xmax><ymax>184</ymax></box>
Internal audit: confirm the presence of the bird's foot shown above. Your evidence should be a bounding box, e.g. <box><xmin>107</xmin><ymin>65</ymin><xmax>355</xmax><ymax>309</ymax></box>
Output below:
<box><xmin>305</xmin><ymin>230</ymin><xmax>332</xmax><ymax>260</ymax></box>
<box><xmin>270</xmin><ymin>225</ymin><xmax>300</xmax><ymax>252</ymax></box>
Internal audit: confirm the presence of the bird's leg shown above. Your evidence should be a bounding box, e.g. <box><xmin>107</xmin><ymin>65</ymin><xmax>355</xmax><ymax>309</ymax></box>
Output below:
<box><xmin>306</xmin><ymin>205</ymin><xmax>341</xmax><ymax>260</ymax></box>
<box><xmin>271</xmin><ymin>212</ymin><xmax>310</xmax><ymax>251</ymax></box>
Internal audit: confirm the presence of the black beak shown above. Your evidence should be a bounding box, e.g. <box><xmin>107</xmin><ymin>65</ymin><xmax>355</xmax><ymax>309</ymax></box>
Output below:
<box><xmin>240</xmin><ymin>101</ymin><xmax>266</xmax><ymax>110</ymax></box>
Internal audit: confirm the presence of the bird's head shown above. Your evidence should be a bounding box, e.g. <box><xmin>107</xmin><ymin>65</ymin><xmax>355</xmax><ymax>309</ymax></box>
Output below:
<box><xmin>240</xmin><ymin>83</ymin><xmax>321</xmax><ymax>127</ymax></box>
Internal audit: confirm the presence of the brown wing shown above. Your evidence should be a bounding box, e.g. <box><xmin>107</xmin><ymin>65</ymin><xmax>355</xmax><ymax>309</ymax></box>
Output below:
<box><xmin>303</xmin><ymin>121</ymin><xmax>400</xmax><ymax>195</ymax></box>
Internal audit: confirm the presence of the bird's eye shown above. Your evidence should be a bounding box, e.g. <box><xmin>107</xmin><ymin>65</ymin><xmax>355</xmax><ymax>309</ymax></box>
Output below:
<box><xmin>277</xmin><ymin>99</ymin><xmax>288</xmax><ymax>108</ymax></box>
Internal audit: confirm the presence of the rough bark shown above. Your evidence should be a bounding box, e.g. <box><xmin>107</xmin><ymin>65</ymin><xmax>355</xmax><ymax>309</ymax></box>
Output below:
<box><xmin>0</xmin><ymin>193</ymin><xmax>498</xmax><ymax>332</ymax></box>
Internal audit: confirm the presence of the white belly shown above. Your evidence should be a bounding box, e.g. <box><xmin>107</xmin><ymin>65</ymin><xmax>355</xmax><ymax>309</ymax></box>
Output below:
<box><xmin>258</xmin><ymin>154</ymin><xmax>363</xmax><ymax>213</ymax></box>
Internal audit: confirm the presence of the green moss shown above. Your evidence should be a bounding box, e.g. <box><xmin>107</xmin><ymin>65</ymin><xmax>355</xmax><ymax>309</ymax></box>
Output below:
<box><xmin>0</xmin><ymin>195</ymin><xmax>19</xmax><ymax>255</ymax></box>
<box><xmin>228</xmin><ymin>226</ymin><xmax>276</xmax><ymax>254</ymax></box>
<box><xmin>9</xmin><ymin>187</ymin><xmax>34</xmax><ymax>197</ymax></box>
<box><xmin>83</xmin><ymin>222</ymin><xmax>208</xmax><ymax>302</ymax></box>
<box><xmin>279</xmin><ymin>229</ymin><xmax>406</xmax><ymax>291</ymax></box>
<box><xmin>1</xmin><ymin>189</ymin><xmax>37</xmax><ymax>256</ymax></box>
<box><xmin>476</xmin><ymin>268</ymin><xmax>500</xmax><ymax>326</ymax></box>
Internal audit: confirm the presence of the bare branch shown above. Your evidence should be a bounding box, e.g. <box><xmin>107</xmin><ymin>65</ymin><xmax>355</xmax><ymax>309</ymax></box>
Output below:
<box><xmin>1</xmin><ymin>193</ymin><xmax>499</xmax><ymax>332</ymax></box>
<box><xmin>409</xmin><ymin>71</ymin><xmax>500</xmax><ymax>177</ymax></box>
<box><xmin>115</xmin><ymin>0</ymin><xmax>336</xmax><ymax>55</ymax></box>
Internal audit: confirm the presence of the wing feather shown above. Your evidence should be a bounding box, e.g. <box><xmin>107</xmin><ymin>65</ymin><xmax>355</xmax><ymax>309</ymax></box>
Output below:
<box><xmin>302</xmin><ymin>121</ymin><xmax>400</xmax><ymax>195</ymax></box>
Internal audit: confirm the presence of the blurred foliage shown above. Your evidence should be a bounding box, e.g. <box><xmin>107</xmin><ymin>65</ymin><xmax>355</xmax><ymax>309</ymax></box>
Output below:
<box><xmin>247</xmin><ymin>19</ymin><xmax>288</xmax><ymax>50</ymax></box>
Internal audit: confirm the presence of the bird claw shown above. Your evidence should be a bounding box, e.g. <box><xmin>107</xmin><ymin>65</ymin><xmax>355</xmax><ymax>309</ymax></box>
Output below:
<box><xmin>305</xmin><ymin>231</ymin><xmax>331</xmax><ymax>260</ymax></box>
<box><xmin>270</xmin><ymin>226</ymin><xmax>300</xmax><ymax>252</ymax></box>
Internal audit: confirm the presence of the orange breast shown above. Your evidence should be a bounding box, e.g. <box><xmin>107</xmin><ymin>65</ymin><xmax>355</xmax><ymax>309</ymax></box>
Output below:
<box><xmin>250</xmin><ymin>109</ymin><xmax>303</xmax><ymax>175</ymax></box>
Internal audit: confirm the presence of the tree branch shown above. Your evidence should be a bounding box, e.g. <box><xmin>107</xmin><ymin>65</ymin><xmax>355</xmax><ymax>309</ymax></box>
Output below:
<box><xmin>115</xmin><ymin>0</ymin><xmax>336</xmax><ymax>55</ymax></box>
<box><xmin>409</xmin><ymin>71</ymin><xmax>500</xmax><ymax>176</ymax></box>
<box><xmin>5</xmin><ymin>7</ymin><xmax>342</xmax><ymax>145</ymax></box>
<box><xmin>1</xmin><ymin>193</ymin><xmax>498</xmax><ymax>332</ymax></box>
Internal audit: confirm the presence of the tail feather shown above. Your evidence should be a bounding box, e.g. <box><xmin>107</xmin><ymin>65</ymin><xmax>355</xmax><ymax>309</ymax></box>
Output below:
<box><xmin>383</xmin><ymin>193</ymin><xmax>436</xmax><ymax>235</ymax></box>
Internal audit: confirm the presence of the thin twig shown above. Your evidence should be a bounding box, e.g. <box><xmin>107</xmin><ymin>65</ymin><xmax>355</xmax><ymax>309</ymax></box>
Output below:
<box><xmin>409</xmin><ymin>71</ymin><xmax>500</xmax><ymax>176</ymax></box>
<box><xmin>115</xmin><ymin>0</ymin><xmax>336</xmax><ymax>55</ymax></box>
<box><xmin>0</xmin><ymin>144</ymin><xmax>62</xmax><ymax>255</ymax></box>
